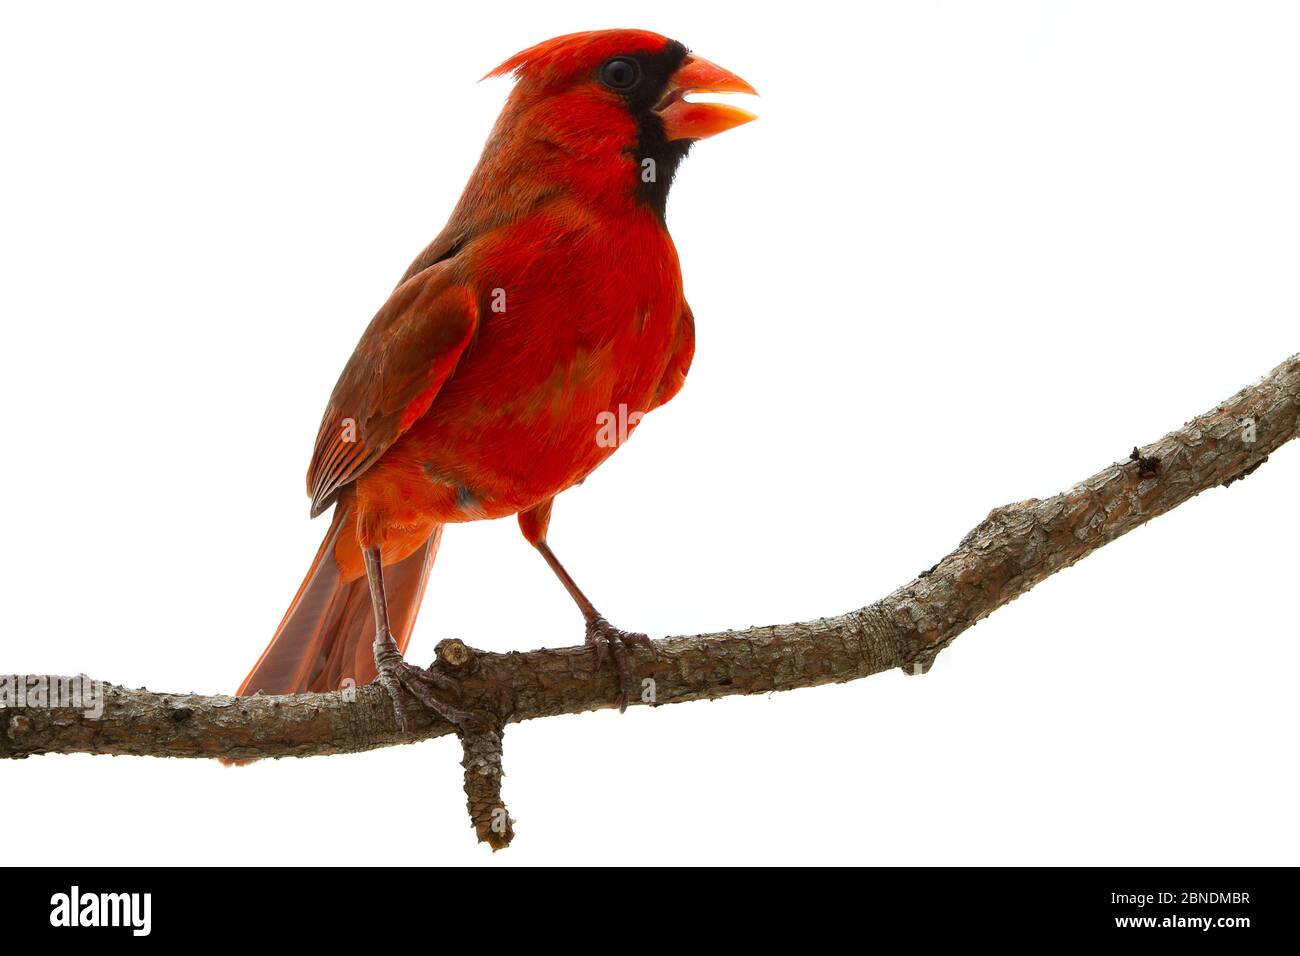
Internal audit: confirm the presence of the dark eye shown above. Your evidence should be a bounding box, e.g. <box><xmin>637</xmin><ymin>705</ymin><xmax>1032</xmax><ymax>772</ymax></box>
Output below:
<box><xmin>599</xmin><ymin>57</ymin><xmax>641</xmax><ymax>91</ymax></box>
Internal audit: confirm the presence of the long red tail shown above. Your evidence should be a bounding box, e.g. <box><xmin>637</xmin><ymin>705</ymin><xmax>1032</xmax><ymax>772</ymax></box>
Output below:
<box><xmin>237</xmin><ymin>503</ymin><xmax>441</xmax><ymax>696</ymax></box>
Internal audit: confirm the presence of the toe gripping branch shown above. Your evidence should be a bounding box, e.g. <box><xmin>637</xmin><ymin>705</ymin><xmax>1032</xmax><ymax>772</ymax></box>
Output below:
<box><xmin>436</xmin><ymin>639</ymin><xmax>515</xmax><ymax>850</ymax></box>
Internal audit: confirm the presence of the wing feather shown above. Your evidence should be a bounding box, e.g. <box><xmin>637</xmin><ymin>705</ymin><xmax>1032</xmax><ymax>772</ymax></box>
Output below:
<box><xmin>307</xmin><ymin>266</ymin><xmax>478</xmax><ymax>516</ymax></box>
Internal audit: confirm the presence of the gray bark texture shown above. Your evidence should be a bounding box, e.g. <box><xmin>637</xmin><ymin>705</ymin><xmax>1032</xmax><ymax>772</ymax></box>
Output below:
<box><xmin>3</xmin><ymin>353</ymin><xmax>1297</xmax><ymax>848</ymax></box>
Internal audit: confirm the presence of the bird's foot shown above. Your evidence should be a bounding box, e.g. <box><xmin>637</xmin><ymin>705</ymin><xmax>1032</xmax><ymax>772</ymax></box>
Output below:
<box><xmin>585</xmin><ymin>615</ymin><xmax>656</xmax><ymax>713</ymax></box>
<box><xmin>373</xmin><ymin>639</ymin><xmax>485</xmax><ymax>732</ymax></box>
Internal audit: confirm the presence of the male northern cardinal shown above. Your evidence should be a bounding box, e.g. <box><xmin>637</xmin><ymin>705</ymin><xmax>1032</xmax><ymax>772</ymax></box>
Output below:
<box><xmin>236</xmin><ymin>29</ymin><xmax>756</xmax><ymax>725</ymax></box>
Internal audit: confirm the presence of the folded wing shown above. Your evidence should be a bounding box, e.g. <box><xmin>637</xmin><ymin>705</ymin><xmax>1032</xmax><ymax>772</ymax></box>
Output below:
<box><xmin>307</xmin><ymin>266</ymin><xmax>479</xmax><ymax>517</ymax></box>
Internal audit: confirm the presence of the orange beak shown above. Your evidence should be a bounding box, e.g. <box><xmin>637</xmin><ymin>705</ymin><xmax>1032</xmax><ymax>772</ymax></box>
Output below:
<box><xmin>655</xmin><ymin>54</ymin><xmax>758</xmax><ymax>141</ymax></box>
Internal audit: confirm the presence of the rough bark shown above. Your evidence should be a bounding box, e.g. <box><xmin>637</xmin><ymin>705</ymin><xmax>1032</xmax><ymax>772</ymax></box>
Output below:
<box><xmin>3</xmin><ymin>353</ymin><xmax>1297</xmax><ymax>849</ymax></box>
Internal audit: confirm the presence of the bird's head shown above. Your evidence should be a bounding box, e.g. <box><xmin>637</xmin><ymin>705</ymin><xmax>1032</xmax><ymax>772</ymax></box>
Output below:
<box><xmin>483</xmin><ymin>29</ymin><xmax>757</xmax><ymax>219</ymax></box>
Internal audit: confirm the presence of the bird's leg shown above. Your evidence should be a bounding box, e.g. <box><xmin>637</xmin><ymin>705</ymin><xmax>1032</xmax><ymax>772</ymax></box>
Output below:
<box><xmin>363</xmin><ymin>547</ymin><xmax>480</xmax><ymax>731</ymax></box>
<box><xmin>533</xmin><ymin>540</ymin><xmax>655</xmax><ymax>712</ymax></box>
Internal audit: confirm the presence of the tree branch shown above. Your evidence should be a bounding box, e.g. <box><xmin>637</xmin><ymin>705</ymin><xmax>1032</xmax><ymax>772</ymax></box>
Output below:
<box><xmin>4</xmin><ymin>354</ymin><xmax>1297</xmax><ymax>849</ymax></box>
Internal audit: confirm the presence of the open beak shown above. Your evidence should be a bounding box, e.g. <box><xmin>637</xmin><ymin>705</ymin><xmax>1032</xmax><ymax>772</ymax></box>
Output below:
<box><xmin>654</xmin><ymin>54</ymin><xmax>758</xmax><ymax>141</ymax></box>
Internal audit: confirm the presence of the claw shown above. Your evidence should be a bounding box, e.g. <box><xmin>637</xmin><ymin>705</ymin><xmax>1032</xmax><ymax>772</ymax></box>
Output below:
<box><xmin>622</xmin><ymin>631</ymin><xmax>657</xmax><ymax>658</ymax></box>
<box><xmin>374</xmin><ymin>638</ymin><xmax>487</xmax><ymax>732</ymax></box>
<box><xmin>585</xmin><ymin>616</ymin><xmax>653</xmax><ymax>713</ymax></box>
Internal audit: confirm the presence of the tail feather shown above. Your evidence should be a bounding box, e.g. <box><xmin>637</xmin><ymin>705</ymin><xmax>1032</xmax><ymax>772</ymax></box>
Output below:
<box><xmin>237</xmin><ymin>506</ymin><xmax>440</xmax><ymax>697</ymax></box>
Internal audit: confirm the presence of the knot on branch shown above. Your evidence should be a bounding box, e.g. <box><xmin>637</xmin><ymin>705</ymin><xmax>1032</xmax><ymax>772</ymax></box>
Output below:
<box><xmin>1129</xmin><ymin>446</ymin><xmax>1161</xmax><ymax>479</ymax></box>
<box><xmin>436</xmin><ymin>638</ymin><xmax>473</xmax><ymax>669</ymax></box>
<box><xmin>898</xmin><ymin>633</ymin><xmax>956</xmax><ymax>676</ymax></box>
<box><xmin>961</xmin><ymin>500</ymin><xmax>1040</xmax><ymax>548</ymax></box>
<box><xmin>460</xmin><ymin>720</ymin><xmax>514</xmax><ymax>850</ymax></box>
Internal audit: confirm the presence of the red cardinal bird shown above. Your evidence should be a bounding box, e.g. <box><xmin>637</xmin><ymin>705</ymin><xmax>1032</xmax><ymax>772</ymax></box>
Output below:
<box><xmin>236</xmin><ymin>29</ymin><xmax>756</xmax><ymax>724</ymax></box>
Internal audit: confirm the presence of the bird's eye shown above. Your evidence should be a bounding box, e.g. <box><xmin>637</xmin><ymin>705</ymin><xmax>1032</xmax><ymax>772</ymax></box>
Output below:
<box><xmin>599</xmin><ymin>57</ymin><xmax>641</xmax><ymax>91</ymax></box>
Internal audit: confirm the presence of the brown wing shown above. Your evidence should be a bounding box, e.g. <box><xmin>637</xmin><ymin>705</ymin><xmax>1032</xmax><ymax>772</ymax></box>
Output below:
<box><xmin>307</xmin><ymin>265</ymin><xmax>478</xmax><ymax>517</ymax></box>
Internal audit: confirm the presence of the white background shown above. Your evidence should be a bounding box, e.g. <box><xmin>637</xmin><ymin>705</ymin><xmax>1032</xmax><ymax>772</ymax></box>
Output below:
<box><xmin>1</xmin><ymin>1</ymin><xmax>1296</xmax><ymax>866</ymax></box>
